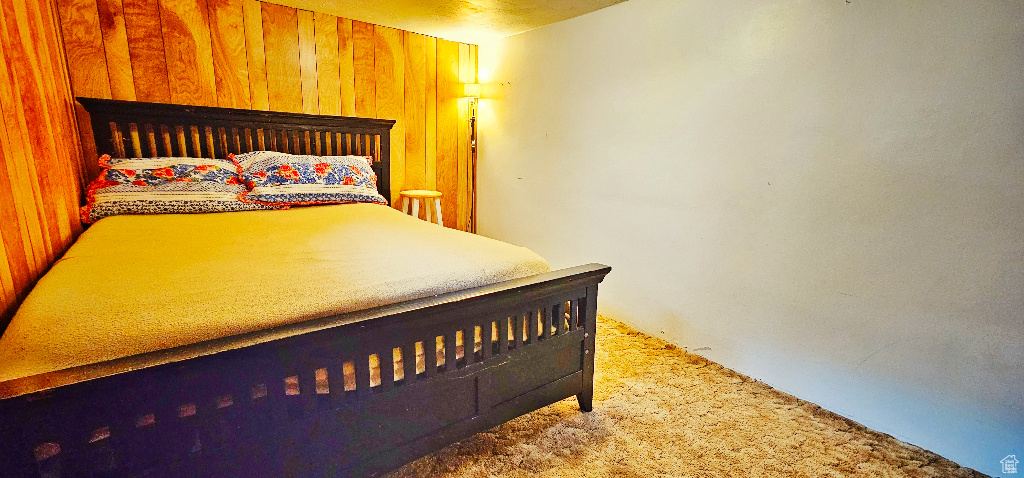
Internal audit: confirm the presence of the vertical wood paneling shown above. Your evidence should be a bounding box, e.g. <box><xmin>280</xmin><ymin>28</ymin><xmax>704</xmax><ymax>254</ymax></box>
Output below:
<box><xmin>404</xmin><ymin>32</ymin><xmax>426</xmax><ymax>191</ymax></box>
<box><xmin>296</xmin><ymin>9</ymin><xmax>317</xmax><ymax>115</ymax></box>
<box><xmin>48</xmin><ymin>0</ymin><xmax>89</xmax><ymax>192</ymax></box>
<box><xmin>241</xmin><ymin>0</ymin><xmax>268</xmax><ymax>110</ymax></box>
<box><xmin>35</xmin><ymin>0</ymin><xmax>84</xmax><ymax>242</ymax></box>
<box><xmin>436</xmin><ymin>39</ymin><xmax>459</xmax><ymax>228</ymax></box>
<box><xmin>59</xmin><ymin>0</ymin><xmax>109</xmax><ymax>182</ymax></box>
<box><xmin>0</xmin><ymin>71</ymin><xmax>45</xmax><ymax>277</ymax></box>
<box><xmin>457</xmin><ymin>43</ymin><xmax>471</xmax><ymax>231</ymax></box>
<box><xmin>122</xmin><ymin>0</ymin><xmax>170</xmax><ymax>102</ymax></box>
<box><xmin>338</xmin><ymin>17</ymin><xmax>355</xmax><ymax>117</ymax></box>
<box><xmin>3</xmin><ymin>2</ymin><xmax>65</xmax><ymax>260</ymax></box>
<box><xmin>208</xmin><ymin>0</ymin><xmax>250</xmax><ymax>109</ymax></box>
<box><xmin>0</xmin><ymin>229</ymin><xmax>16</xmax><ymax>316</ymax></box>
<box><xmin>159</xmin><ymin>0</ymin><xmax>216</xmax><ymax>106</ymax></box>
<box><xmin>425</xmin><ymin>36</ymin><xmax>436</xmax><ymax>191</ymax></box>
<box><xmin>0</xmin><ymin>0</ymin><xmax>84</xmax><ymax>329</ymax></box>
<box><xmin>0</xmin><ymin>121</ymin><xmax>36</xmax><ymax>320</ymax></box>
<box><xmin>6</xmin><ymin>0</ymin><xmax>52</xmax><ymax>287</ymax></box>
<box><xmin>375</xmin><ymin>25</ymin><xmax>404</xmax><ymax>205</ymax></box>
<box><xmin>56</xmin><ymin>0</ymin><xmax>112</xmax><ymax>99</ymax></box>
<box><xmin>352</xmin><ymin>20</ymin><xmax>374</xmax><ymax>118</ymax></box>
<box><xmin>261</xmin><ymin>3</ymin><xmax>301</xmax><ymax>113</ymax></box>
<box><xmin>95</xmin><ymin>0</ymin><xmax>136</xmax><ymax>100</ymax></box>
<box><xmin>314</xmin><ymin>12</ymin><xmax>339</xmax><ymax>116</ymax></box>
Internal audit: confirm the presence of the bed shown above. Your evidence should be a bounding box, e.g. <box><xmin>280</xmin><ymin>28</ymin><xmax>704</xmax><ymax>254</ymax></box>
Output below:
<box><xmin>0</xmin><ymin>98</ymin><xmax>610</xmax><ymax>477</ymax></box>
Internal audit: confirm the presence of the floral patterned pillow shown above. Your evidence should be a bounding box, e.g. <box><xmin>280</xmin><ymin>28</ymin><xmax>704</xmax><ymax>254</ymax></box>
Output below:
<box><xmin>81</xmin><ymin>155</ymin><xmax>271</xmax><ymax>223</ymax></box>
<box><xmin>233</xmin><ymin>151</ymin><xmax>387</xmax><ymax>206</ymax></box>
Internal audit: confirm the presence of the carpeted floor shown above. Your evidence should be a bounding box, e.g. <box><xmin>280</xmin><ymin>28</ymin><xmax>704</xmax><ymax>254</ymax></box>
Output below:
<box><xmin>390</xmin><ymin>316</ymin><xmax>986</xmax><ymax>478</ymax></box>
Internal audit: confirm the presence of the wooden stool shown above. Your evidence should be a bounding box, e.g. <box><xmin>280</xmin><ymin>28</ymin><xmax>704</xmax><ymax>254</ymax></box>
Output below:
<box><xmin>399</xmin><ymin>190</ymin><xmax>443</xmax><ymax>226</ymax></box>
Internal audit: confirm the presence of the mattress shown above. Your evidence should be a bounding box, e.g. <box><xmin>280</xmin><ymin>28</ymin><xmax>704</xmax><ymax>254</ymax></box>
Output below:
<box><xmin>0</xmin><ymin>204</ymin><xmax>550</xmax><ymax>383</ymax></box>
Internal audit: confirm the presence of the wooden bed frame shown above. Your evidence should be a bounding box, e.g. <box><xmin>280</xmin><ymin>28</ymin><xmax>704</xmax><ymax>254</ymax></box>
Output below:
<box><xmin>0</xmin><ymin>98</ymin><xmax>611</xmax><ymax>477</ymax></box>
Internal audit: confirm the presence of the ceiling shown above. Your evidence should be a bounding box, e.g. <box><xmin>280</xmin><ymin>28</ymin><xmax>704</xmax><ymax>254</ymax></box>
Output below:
<box><xmin>263</xmin><ymin>0</ymin><xmax>629</xmax><ymax>44</ymax></box>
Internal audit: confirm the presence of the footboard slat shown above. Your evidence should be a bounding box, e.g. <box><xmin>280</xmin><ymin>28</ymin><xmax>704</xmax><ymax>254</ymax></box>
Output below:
<box><xmin>0</xmin><ymin>264</ymin><xmax>610</xmax><ymax>477</ymax></box>
<box><xmin>464</xmin><ymin>326</ymin><xmax>477</xmax><ymax>366</ymax></box>
<box><xmin>401</xmin><ymin>341</ymin><xmax>417</xmax><ymax>384</ymax></box>
<box><xmin>498</xmin><ymin>316</ymin><xmax>511</xmax><ymax>355</ymax></box>
<box><xmin>354</xmin><ymin>353</ymin><xmax>372</xmax><ymax>398</ymax></box>
<box><xmin>378</xmin><ymin>349</ymin><xmax>395</xmax><ymax>391</ymax></box>
<box><xmin>531</xmin><ymin>312</ymin><xmax>540</xmax><ymax>345</ymax></box>
<box><xmin>298</xmin><ymin>366</ymin><xmax>319</xmax><ymax>415</ymax></box>
<box><xmin>514</xmin><ymin>313</ymin><xmax>525</xmax><ymax>349</ymax></box>
<box><xmin>445</xmin><ymin>330</ymin><xmax>458</xmax><ymax>372</ymax></box>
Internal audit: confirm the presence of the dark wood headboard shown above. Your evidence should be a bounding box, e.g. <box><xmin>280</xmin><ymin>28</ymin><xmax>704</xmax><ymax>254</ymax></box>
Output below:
<box><xmin>76</xmin><ymin>98</ymin><xmax>397</xmax><ymax>204</ymax></box>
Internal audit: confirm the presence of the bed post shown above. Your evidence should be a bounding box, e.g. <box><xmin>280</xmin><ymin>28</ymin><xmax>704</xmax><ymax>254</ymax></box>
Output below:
<box><xmin>378</xmin><ymin>129</ymin><xmax>392</xmax><ymax>206</ymax></box>
<box><xmin>577</xmin><ymin>283</ymin><xmax>599</xmax><ymax>412</ymax></box>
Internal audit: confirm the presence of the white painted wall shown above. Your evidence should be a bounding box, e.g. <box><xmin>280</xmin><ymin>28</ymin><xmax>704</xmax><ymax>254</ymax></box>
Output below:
<box><xmin>476</xmin><ymin>0</ymin><xmax>1024</xmax><ymax>474</ymax></box>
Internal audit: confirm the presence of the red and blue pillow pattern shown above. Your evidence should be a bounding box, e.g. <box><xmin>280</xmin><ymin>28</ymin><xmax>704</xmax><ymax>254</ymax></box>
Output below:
<box><xmin>233</xmin><ymin>151</ymin><xmax>387</xmax><ymax>206</ymax></box>
<box><xmin>81</xmin><ymin>155</ymin><xmax>271</xmax><ymax>223</ymax></box>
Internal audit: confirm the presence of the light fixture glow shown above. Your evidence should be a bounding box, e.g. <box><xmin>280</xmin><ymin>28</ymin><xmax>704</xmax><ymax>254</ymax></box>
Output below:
<box><xmin>462</xmin><ymin>83</ymin><xmax>481</xmax><ymax>98</ymax></box>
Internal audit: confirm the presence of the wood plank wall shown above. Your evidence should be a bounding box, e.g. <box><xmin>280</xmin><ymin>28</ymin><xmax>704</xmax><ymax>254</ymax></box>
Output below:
<box><xmin>0</xmin><ymin>0</ymin><xmax>86</xmax><ymax>329</ymax></box>
<box><xmin>56</xmin><ymin>0</ymin><xmax>478</xmax><ymax>229</ymax></box>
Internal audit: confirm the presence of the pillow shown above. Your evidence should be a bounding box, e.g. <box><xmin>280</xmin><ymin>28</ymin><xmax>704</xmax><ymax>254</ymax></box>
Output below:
<box><xmin>233</xmin><ymin>151</ymin><xmax>388</xmax><ymax>207</ymax></box>
<box><xmin>81</xmin><ymin>155</ymin><xmax>272</xmax><ymax>223</ymax></box>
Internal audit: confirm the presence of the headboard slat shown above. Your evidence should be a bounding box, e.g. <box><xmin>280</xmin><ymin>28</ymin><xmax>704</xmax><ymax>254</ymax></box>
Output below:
<box><xmin>128</xmin><ymin>124</ymin><xmax>142</xmax><ymax>158</ymax></box>
<box><xmin>204</xmin><ymin>126</ymin><xmax>217</xmax><ymax>159</ymax></box>
<box><xmin>159</xmin><ymin>124</ymin><xmax>173</xmax><ymax>157</ymax></box>
<box><xmin>189</xmin><ymin>126</ymin><xmax>202</xmax><ymax>158</ymax></box>
<box><xmin>108</xmin><ymin>123</ymin><xmax>124</xmax><ymax>158</ymax></box>
<box><xmin>78</xmin><ymin>98</ymin><xmax>396</xmax><ymax>204</ymax></box>
<box><xmin>144</xmin><ymin>124</ymin><xmax>158</xmax><ymax>158</ymax></box>
<box><xmin>174</xmin><ymin>125</ymin><xmax>187</xmax><ymax>158</ymax></box>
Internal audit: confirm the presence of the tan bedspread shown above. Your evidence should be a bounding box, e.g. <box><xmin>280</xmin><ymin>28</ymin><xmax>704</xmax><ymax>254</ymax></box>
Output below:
<box><xmin>0</xmin><ymin>204</ymin><xmax>550</xmax><ymax>383</ymax></box>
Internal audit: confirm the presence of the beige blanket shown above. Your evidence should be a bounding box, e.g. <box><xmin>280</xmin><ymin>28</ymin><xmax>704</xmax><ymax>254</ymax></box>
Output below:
<box><xmin>0</xmin><ymin>204</ymin><xmax>550</xmax><ymax>383</ymax></box>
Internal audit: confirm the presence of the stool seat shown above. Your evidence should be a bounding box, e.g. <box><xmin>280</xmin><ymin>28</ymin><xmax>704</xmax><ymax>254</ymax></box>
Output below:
<box><xmin>400</xmin><ymin>190</ymin><xmax>442</xmax><ymax>198</ymax></box>
<box><xmin>399</xmin><ymin>190</ymin><xmax>444</xmax><ymax>226</ymax></box>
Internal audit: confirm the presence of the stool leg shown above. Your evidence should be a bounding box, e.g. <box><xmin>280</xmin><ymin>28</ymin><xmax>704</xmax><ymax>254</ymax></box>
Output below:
<box><xmin>425</xmin><ymin>200</ymin><xmax>432</xmax><ymax>223</ymax></box>
<box><xmin>402</xmin><ymin>197</ymin><xmax>409</xmax><ymax>215</ymax></box>
<box><xmin>434</xmin><ymin>198</ymin><xmax>443</xmax><ymax>226</ymax></box>
<box><xmin>411</xmin><ymin>198</ymin><xmax>420</xmax><ymax>219</ymax></box>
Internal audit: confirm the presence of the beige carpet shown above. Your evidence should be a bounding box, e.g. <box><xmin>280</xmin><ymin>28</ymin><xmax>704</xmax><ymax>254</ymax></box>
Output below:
<box><xmin>390</xmin><ymin>316</ymin><xmax>985</xmax><ymax>478</ymax></box>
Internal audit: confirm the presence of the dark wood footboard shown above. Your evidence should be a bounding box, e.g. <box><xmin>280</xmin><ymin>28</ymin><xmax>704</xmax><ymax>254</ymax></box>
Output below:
<box><xmin>0</xmin><ymin>264</ymin><xmax>610</xmax><ymax>477</ymax></box>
